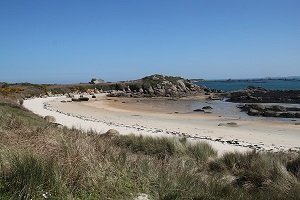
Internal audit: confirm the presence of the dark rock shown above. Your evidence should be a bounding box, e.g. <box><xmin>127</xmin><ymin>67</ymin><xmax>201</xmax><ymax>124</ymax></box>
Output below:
<box><xmin>79</xmin><ymin>97</ymin><xmax>89</xmax><ymax>101</ymax></box>
<box><xmin>268</xmin><ymin>105</ymin><xmax>286</xmax><ymax>112</ymax></box>
<box><xmin>239</xmin><ymin>103</ymin><xmax>300</xmax><ymax>118</ymax></box>
<box><xmin>287</xmin><ymin>107</ymin><xmax>300</xmax><ymax>112</ymax></box>
<box><xmin>194</xmin><ymin>109</ymin><xmax>205</xmax><ymax>112</ymax></box>
<box><xmin>227</xmin><ymin>87</ymin><xmax>300</xmax><ymax>104</ymax></box>
<box><xmin>52</xmin><ymin>122</ymin><xmax>63</xmax><ymax>128</ymax></box>
<box><xmin>262</xmin><ymin>111</ymin><xmax>279</xmax><ymax>117</ymax></box>
<box><xmin>247</xmin><ymin>109</ymin><xmax>260</xmax><ymax>116</ymax></box>
<box><xmin>279</xmin><ymin>112</ymin><xmax>296</xmax><ymax>118</ymax></box>
<box><xmin>202</xmin><ymin>106</ymin><xmax>213</xmax><ymax>110</ymax></box>
<box><xmin>218</xmin><ymin>122</ymin><xmax>238</xmax><ymax>127</ymax></box>
<box><xmin>71</xmin><ymin>98</ymin><xmax>81</xmax><ymax>102</ymax></box>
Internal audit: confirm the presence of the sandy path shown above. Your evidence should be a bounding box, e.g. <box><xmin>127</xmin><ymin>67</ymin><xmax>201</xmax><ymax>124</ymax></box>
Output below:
<box><xmin>23</xmin><ymin>94</ymin><xmax>300</xmax><ymax>155</ymax></box>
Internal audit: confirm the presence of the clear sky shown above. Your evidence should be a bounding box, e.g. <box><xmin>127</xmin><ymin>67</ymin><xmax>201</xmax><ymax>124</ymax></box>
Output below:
<box><xmin>0</xmin><ymin>0</ymin><xmax>299</xmax><ymax>83</ymax></box>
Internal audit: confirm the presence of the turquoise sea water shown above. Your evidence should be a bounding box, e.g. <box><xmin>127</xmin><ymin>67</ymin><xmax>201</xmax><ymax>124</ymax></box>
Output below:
<box><xmin>195</xmin><ymin>79</ymin><xmax>300</xmax><ymax>92</ymax></box>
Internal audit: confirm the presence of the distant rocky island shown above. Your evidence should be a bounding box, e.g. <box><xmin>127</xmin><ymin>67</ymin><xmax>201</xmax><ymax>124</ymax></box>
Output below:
<box><xmin>193</xmin><ymin>76</ymin><xmax>300</xmax><ymax>83</ymax></box>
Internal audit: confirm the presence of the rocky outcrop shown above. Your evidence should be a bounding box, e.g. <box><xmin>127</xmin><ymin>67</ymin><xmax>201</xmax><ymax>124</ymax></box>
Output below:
<box><xmin>108</xmin><ymin>74</ymin><xmax>206</xmax><ymax>98</ymax></box>
<box><xmin>103</xmin><ymin>129</ymin><xmax>120</xmax><ymax>137</ymax></box>
<box><xmin>227</xmin><ymin>86</ymin><xmax>300</xmax><ymax>104</ymax></box>
<box><xmin>202</xmin><ymin>106</ymin><xmax>213</xmax><ymax>110</ymax></box>
<box><xmin>238</xmin><ymin>104</ymin><xmax>300</xmax><ymax>118</ymax></box>
<box><xmin>44</xmin><ymin>115</ymin><xmax>56</xmax><ymax>123</ymax></box>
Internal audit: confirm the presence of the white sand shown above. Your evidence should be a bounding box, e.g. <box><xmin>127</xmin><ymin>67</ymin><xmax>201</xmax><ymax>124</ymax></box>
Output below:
<box><xmin>23</xmin><ymin>94</ymin><xmax>300</xmax><ymax>155</ymax></box>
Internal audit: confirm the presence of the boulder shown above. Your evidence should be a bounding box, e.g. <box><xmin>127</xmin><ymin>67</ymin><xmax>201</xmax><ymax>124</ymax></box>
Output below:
<box><xmin>104</xmin><ymin>129</ymin><xmax>120</xmax><ymax>137</ymax></box>
<box><xmin>72</xmin><ymin>98</ymin><xmax>81</xmax><ymax>102</ymax></box>
<box><xmin>262</xmin><ymin>111</ymin><xmax>279</xmax><ymax>117</ymax></box>
<box><xmin>44</xmin><ymin>115</ymin><xmax>56</xmax><ymax>123</ymax></box>
<box><xmin>177</xmin><ymin>79</ymin><xmax>187</xmax><ymax>91</ymax></box>
<box><xmin>202</xmin><ymin>106</ymin><xmax>213</xmax><ymax>110</ymax></box>
<box><xmin>194</xmin><ymin>109</ymin><xmax>205</xmax><ymax>112</ymax></box>
<box><xmin>250</xmin><ymin>104</ymin><xmax>265</xmax><ymax>111</ymax></box>
<box><xmin>247</xmin><ymin>109</ymin><xmax>260</xmax><ymax>116</ymax></box>
<box><xmin>268</xmin><ymin>105</ymin><xmax>286</xmax><ymax>112</ymax></box>
<box><xmin>148</xmin><ymin>86</ymin><xmax>154</xmax><ymax>94</ymax></box>
<box><xmin>79</xmin><ymin>97</ymin><xmax>89</xmax><ymax>101</ymax></box>
<box><xmin>279</xmin><ymin>112</ymin><xmax>296</xmax><ymax>118</ymax></box>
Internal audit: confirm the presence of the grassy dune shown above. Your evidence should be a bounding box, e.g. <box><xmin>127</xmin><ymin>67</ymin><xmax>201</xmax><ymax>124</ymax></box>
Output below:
<box><xmin>0</xmin><ymin>98</ymin><xmax>300</xmax><ymax>199</ymax></box>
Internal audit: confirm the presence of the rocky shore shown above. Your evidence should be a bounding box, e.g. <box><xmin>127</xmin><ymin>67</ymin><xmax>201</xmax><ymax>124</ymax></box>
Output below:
<box><xmin>226</xmin><ymin>86</ymin><xmax>300</xmax><ymax>118</ymax></box>
<box><xmin>238</xmin><ymin>104</ymin><xmax>300</xmax><ymax>118</ymax></box>
<box><xmin>227</xmin><ymin>86</ymin><xmax>300</xmax><ymax>104</ymax></box>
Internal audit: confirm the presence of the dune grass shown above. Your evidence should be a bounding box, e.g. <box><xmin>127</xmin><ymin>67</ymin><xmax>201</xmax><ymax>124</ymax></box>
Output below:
<box><xmin>0</xmin><ymin>99</ymin><xmax>299</xmax><ymax>199</ymax></box>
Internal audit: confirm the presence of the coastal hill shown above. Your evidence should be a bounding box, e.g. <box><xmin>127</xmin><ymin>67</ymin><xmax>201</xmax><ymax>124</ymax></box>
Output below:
<box><xmin>108</xmin><ymin>74</ymin><xmax>208</xmax><ymax>98</ymax></box>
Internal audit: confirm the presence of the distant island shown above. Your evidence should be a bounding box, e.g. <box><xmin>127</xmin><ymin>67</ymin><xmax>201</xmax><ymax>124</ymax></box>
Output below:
<box><xmin>192</xmin><ymin>76</ymin><xmax>300</xmax><ymax>82</ymax></box>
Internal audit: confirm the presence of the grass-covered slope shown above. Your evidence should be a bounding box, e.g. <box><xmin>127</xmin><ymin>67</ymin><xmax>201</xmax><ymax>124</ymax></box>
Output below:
<box><xmin>0</xmin><ymin>98</ymin><xmax>300</xmax><ymax>199</ymax></box>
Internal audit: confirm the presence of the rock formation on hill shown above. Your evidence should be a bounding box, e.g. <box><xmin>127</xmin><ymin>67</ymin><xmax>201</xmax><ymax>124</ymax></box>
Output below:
<box><xmin>108</xmin><ymin>74</ymin><xmax>206</xmax><ymax>98</ymax></box>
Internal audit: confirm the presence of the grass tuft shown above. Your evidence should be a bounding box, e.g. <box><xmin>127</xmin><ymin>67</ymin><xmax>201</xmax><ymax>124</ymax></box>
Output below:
<box><xmin>0</xmin><ymin>153</ymin><xmax>56</xmax><ymax>199</ymax></box>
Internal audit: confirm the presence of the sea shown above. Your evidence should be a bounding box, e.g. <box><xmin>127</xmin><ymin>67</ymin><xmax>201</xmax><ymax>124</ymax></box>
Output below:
<box><xmin>195</xmin><ymin>79</ymin><xmax>300</xmax><ymax>92</ymax></box>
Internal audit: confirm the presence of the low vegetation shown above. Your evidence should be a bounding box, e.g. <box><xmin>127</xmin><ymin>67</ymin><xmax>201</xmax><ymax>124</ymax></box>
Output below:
<box><xmin>0</xmin><ymin>98</ymin><xmax>300</xmax><ymax>199</ymax></box>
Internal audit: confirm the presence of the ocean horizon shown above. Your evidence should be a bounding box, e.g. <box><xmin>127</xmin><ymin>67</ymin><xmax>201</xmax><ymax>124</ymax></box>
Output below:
<box><xmin>195</xmin><ymin>79</ymin><xmax>300</xmax><ymax>91</ymax></box>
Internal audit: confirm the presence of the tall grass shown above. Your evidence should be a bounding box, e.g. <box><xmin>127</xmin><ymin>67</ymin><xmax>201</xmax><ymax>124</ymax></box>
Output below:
<box><xmin>0</xmin><ymin>153</ymin><xmax>57</xmax><ymax>199</ymax></box>
<box><xmin>0</xmin><ymin>99</ymin><xmax>299</xmax><ymax>199</ymax></box>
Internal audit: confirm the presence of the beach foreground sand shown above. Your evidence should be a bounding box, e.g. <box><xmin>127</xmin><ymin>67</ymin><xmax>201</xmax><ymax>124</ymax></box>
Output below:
<box><xmin>23</xmin><ymin>94</ymin><xmax>300</xmax><ymax>155</ymax></box>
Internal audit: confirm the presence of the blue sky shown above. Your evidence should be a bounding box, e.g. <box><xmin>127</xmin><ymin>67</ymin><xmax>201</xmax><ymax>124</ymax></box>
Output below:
<box><xmin>0</xmin><ymin>0</ymin><xmax>299</xmax><ymax>83</ymax></box>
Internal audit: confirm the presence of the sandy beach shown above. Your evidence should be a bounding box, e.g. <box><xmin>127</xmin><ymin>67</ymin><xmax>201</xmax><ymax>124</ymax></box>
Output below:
<box><xmin>23</xmin><ymin>94</ymin><xmax>300</xmax><ymax>155</ymax></box>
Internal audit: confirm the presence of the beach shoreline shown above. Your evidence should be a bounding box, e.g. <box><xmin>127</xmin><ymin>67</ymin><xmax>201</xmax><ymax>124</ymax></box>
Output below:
<box><xmin>23</xmin><ymin>94</ymin><xmax>300</xmax><ymax>155</ymax></box>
